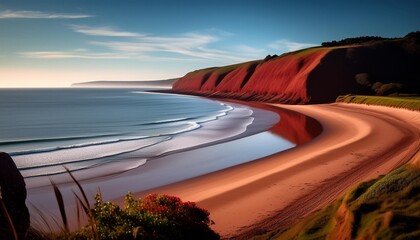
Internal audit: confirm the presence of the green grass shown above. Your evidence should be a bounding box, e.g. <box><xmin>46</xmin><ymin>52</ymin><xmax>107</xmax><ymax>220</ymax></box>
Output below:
<box><xmin>255</xmin><ymin>164</ymin><xmax>420</xmax><ymax>240</ymax></box>
<box><xmin>336</xmin><ymin>95</ymin><xmax>420</xmax><ymax>111</ymax></box>
<box><xmin>277</xmin><ymin>46</ymin><xmax>327</xmax><ymax>58</ymax></box>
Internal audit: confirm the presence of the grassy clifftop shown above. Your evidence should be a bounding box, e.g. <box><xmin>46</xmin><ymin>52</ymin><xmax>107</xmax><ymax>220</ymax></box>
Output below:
<box><xmin>336</xmin><ymin>95</ymin><xmax>420</xmax><ymax>111</ymax></box>
<box><xmin>256</xmin><ymin>161</ymin><xmax>420</xmax><ymax>240</ymax></box>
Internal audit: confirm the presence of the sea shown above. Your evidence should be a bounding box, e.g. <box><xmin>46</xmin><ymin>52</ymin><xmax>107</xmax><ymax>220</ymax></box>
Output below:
<box><xmin>0</xmin><ymin>88</ymin><xmax>293</xmax><ymax>190</ymax></box>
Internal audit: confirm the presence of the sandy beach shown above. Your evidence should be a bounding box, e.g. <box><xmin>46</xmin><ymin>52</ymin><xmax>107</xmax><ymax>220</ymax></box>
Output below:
<box><xmin>24</xmin><ymin>99</ymin><xmax>420</xmax><ymax>238</ymax></box>
<box><xmin>134</xmin><ymin>103</ymin><xmax>420</xmax><ymax>238</ymax></box>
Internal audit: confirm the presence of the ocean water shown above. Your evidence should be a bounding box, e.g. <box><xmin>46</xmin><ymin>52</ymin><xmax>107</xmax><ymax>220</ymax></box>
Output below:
<box><xmin>0</xmin><ymin>88</ymin><xmax>291</xmax><ymax>188</ymax></box>
<box><xmin>0</xmin><ymin>88</ymin><xmax>245</xmax><ymax>179</ymax></box>
<box><xmin>1</xmin><ymin>88</ymin><xmax>308</xmax><ymax>227</ymax></box>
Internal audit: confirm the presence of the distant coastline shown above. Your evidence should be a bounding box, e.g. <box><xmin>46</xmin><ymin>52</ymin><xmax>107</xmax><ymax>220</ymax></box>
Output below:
<box><xmin>71</xmin><ymin>78</ymin><xmax>178</xmax><ymax>88</ymax></box>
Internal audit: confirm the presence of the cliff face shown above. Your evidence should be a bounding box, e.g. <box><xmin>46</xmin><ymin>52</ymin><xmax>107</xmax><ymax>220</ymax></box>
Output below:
<box><xmin>241</xmin><ymin>49</ymin><xmax>329</xmax><ymax>103</ymax></box>
<box><xmin>173</xmin><ymin>33</ymin><xmax>420</xmax><ymax>104</ymax></box>
<box><xmin>173</xmin><ymin>49</ymin><xmax>329</xmax><ymax>104</ymax></box>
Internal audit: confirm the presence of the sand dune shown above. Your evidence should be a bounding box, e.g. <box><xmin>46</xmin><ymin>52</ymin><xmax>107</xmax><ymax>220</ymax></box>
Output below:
<box><xmin>137</xmin><ymin>103</ymin><xmax>420</xmax><ymax>238</ymax></box>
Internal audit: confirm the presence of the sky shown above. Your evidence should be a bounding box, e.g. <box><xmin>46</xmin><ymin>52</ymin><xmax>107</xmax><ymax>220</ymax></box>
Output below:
<box><xmin>0</xmin><ymin>0</ymin><xmax>419</xmax><ymax>87</ymax></box>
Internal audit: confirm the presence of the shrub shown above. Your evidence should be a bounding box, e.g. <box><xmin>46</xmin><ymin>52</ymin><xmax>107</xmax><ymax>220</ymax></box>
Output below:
<box><xmin>264</xmin><ymin>54</ymin><xmax>278</xmax><ymax>61</ymax></box>
<box><xmin>372</xmin><ymin>82</ymin><xmax>405</xmax><ymax>95</ymax></box>
<box><xmin>355</xmin><ymin>73</ymin><xmax>371</xmax><ymax>87</ymax></box>
<box><xmin>321</xmin><ymin>36</ymin><xmax>392</xmax><ymax>47</ymax></box>
<box><xmin>70</xmin><ymin>193</ymin><xmax>220</xmax><ymax>240</ymax></box>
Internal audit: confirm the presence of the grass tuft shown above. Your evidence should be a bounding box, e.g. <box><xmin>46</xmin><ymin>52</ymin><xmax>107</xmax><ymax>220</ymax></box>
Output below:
<box><xmin>50</xmin><ymin>178</ymin><xmax>69</xmax><ymax>234</ymax></box>
<box><xmin>63</xmin><ymin>166</ymin><xmax>99</xmax><ymax>240</ymax></box>
<box><xmin>336</xmin><ymin>95</ymin><xmax>420</xmax><ymax>111</ymax></box>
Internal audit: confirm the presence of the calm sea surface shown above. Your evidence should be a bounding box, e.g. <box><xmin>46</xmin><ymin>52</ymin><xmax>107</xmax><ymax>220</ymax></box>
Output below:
<box><xmin>0</xmin><ymin>88</ymin><xmax>236</xmax><ymax>177</ymax></box>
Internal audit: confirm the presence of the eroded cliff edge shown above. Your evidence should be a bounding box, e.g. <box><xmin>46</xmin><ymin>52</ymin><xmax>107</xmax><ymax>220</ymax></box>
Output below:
<box><xmin>172</xmin><ymin>33</ymin><xmax>420</xmax><ymax>104</ymax></box>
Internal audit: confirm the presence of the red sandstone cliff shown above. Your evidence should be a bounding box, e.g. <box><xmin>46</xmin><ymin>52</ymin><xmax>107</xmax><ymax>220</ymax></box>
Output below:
<box><xmin>172</xmin><ymin>33</ymin><xmax>420</xmax><ymax>104</ymax></box>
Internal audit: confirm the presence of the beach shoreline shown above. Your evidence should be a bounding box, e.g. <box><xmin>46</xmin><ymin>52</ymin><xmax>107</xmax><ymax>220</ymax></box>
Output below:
<box><xmin>26</xmin><ymin>95</ymin><xmax>307</xmax><ymax>231</ymax></box>
<box><xmin>23</xmin><ymin>97</ymin><xmax>420</xmax><ymax>237</ymax></box>
<box><xmin>127</xmin><ymin>102</ymin><xmax>420</xmax><ymax>238</ymax></box>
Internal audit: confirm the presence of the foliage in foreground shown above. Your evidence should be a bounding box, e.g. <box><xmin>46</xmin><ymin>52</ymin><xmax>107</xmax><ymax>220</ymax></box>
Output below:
<box><xmin>59</xmin><ymin>193</ymin><xmax>219</xmax><ymax>240</ymax></box>
<box><xmin>256</xmin><ymin>165</ymin><xmax>420</xmax><ymax>240</ymax></box>
<box><xmin>26</xmin><ymin>168</ymin><xmax>219</xmax><ymax>240</ymax></box>
<box><xmin>336</xmin><ymin>95</ymin><xmax>420</xmax><ymax>111</ymax></box>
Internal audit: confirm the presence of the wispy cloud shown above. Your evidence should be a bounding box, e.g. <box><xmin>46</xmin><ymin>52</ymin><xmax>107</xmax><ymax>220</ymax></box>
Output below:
<box><xmin>72</xmin><ymin>26</ymin><xmax>261</xmax><ymax>61</ymax></box>
<box><xmin>0</xmin><ymin>10</ymin><xmax>93</xmax><ymax>19</ymax></box>
<box><xmin>268</xmin><ymin>39</ymin><xmax>317</xmax><ymax>52</ymax></box>
<box><xmin>70</xmin><ymin>25</ymin><xmax>143</xmax><ymax>37</ymax></box>
<box><xmin>19</xmin><ymin>50</ymin><xmax>202</xmax><ymax>62</ymax></box>
<box><xmin>20</xmin><ymin>25</ymin><xmax>264</xmax><ymax>62</ymax></box>
<box><xmin>90</xmin><ymin>33</ymin><xmax>218</xmax><ymax>54</ymax></box>
<box><xmin>19</xmin><ymin>51</ymin><xmax>130</xmax><ymax>59</ymax></box>
<box><xmin>89</xmin><ymin>34</ymin><xmax>250</xmax><ymax>62</ymax></box>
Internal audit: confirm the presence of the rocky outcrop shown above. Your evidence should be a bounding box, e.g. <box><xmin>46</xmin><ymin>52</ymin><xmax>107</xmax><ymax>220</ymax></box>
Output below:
<box><xmin>172</xmin><ymin>32</ymin><xmax>420</xmax><ymax>104</ymax></box>
<box><xmin>0</xmin><ymin>152</ymin><xmax>30</xmax><ymax>240</ymax></box>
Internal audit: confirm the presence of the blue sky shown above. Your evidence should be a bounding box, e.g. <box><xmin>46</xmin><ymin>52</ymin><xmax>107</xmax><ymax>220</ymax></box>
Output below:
<box><xmin>0</xmin><ymin>0</ymin><xmax>419</xmax><ymax>87</ymax></box>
